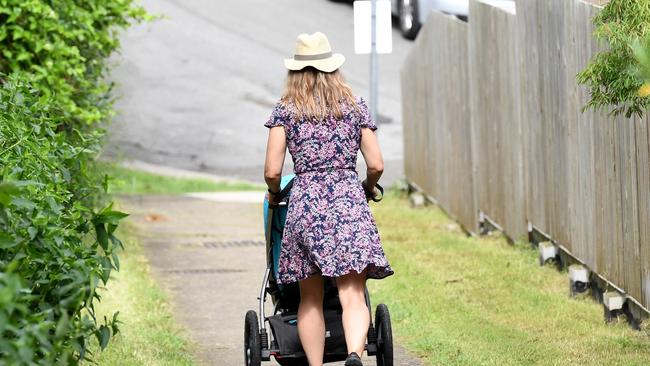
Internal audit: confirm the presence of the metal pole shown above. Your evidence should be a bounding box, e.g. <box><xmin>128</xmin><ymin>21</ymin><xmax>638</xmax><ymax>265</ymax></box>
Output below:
<box><xmin>370</xmin><ymin>0</ymin><xmax>378</xmax><ymax>123</ymax></box>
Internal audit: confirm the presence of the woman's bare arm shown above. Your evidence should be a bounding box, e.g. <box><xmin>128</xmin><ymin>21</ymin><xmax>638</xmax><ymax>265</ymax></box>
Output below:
<box><xmin>264</xmin><ymin>126</ymin><xmax>287</xmax><ymax>194</ymax></box>
<box><xmin>359</xmin><ymin>127</ymin><xmax>384</xmax><ymax>194</ymax></box>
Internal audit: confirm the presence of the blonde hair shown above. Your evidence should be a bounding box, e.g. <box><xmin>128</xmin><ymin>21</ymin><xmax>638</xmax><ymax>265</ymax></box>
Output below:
<box><xmin>281</xmin><ymin>67</ymin><xmax>357</xmax><ymax>120</ymax></box>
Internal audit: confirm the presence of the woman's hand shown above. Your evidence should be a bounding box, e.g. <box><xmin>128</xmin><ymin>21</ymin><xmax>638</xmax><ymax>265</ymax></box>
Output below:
<box><xmin>361</xmin><ymin>179</ymin><xmax>379</xmax><ymax>201</ymax></box>
<box><xmin>267</xmin><ymin>189</ymin><xmax>281</xmax><ymax>205</ymax></box>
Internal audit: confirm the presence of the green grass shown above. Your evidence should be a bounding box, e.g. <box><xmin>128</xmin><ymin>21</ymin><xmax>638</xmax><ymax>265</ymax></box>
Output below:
<box><xmin>368</xmin><ymin>190</ymin><xmax>650</xmax><ymax>366</ymax></box>
<box><xmin>83</xmin><ymin>165</ymin><xmax>264</xmax><ymax>364</ymax></box>
<box><xmin>101</xmin><ymin>163</ymin><xmax>263</xmax><ymax>195</ymax></box>
<box><xmin>87</xmin><ymin>224</ymin><xmax>196</xmax><ymax>366</ymax></box>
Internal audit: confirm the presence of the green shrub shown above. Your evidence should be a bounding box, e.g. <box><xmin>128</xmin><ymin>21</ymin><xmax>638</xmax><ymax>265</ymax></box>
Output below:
<box><xmin>0</xmin><ymin>0</ymin><xmax>149</xmax><ymax>363</ymax></box>
<box><xmin>577</xmin><ymin>0</ymin><xmax>650</xmax><ymax>118</ymax></box>
<box><xmin>0</xmin><ymin>75</ymin><xmax>128</xmax><ymax>364</ymax></box>
<box><xmin>0</xmin><ymin>0</ymin><xmax>149</xmax><ymax>127</ymax></box>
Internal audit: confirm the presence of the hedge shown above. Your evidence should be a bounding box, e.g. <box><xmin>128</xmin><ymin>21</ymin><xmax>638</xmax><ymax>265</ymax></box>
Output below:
<box><xmin>0</xmin><ymin>0</ymin><xmax>149</xmax><ymax>127</ymax></box>
<box><xmin>0</xmin><ymin>0</ymin><xmax>148</xmax><ymax>364</ymax></box>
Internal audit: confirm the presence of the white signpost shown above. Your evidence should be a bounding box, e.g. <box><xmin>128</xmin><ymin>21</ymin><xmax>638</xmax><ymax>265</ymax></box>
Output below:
<box><xmin>354</xmin><ymin>0</ymin><xmax>392</xmax><ymax>123</ymax></box>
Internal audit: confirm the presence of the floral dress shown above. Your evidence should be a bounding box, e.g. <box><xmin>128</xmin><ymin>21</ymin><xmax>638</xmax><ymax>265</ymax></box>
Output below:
<box><xmin>264</xmin><ymin>97</ymin><xmax>394</xmax><ymax>284</ymax></box>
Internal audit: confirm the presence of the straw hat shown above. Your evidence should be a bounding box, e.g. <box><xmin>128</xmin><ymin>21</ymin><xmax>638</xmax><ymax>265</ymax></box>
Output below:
<box><xmin>284</xmin><ymin>32</ymin><xmax>345</xmax><ymax>73</ymax></box>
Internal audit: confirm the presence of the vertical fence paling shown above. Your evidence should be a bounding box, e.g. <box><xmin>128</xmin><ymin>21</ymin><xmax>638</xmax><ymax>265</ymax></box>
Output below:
<box><xmin>518</xmin><ymin>0</ymin><xmax>573</xmax><ymax>254</ymax></box>
<box><xmin>402</xmin><ymin>0</ymin><xmax>650</xmax><ymax>310</ymax></box>
<box><xmin>637</xmin><ymin>115</ymin><xmax>650</xmax><ymax>308</ymax></box>
<box><xmin>401</xmin><ymin>37</ymin><xmax>418</xmax><ymax>189</ymax></box>
<box><xmin>469</xmin><ymin>1</ymin><xmax>526</xmax><ymax>240</ymax></box>
<box><xmin>402</xmin><ymin>21</ymin><xmax>429</xmax><ymax>194</ymax></box>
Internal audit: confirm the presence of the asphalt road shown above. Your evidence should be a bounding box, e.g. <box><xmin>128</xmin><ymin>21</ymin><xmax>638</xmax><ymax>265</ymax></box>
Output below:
<box><xmin>105</xmin><ymin>0</ymin><xmax>412</xmax><ymax>186</ymax></box>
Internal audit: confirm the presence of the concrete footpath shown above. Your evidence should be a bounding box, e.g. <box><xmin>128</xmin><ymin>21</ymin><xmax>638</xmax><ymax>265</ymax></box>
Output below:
<box><xmin>120</xmin><ymin>192</ymin><xmax>422</xmax><ymax>366</ymax></box>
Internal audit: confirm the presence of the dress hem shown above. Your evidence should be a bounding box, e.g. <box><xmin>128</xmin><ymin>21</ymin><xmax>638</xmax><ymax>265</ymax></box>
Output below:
<box><xmin>276</xmin><ymin>261</ymin><xmax>394</xmax><ymax>285</ymax></box>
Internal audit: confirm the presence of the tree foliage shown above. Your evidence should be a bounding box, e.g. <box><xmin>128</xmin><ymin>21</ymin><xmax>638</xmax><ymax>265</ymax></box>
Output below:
<box><xmin>632</xmin><ymin>36</ymin><xmax>650</xmax><ymax>97</ymax></box>
<box><xmin>577</xmin><ymin>0</ymin><xmax>650</xmax><ymax>118</ymax></box>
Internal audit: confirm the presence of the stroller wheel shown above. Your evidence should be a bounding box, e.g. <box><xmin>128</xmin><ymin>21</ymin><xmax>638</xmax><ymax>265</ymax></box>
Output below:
<box><xmin>375</xmin><ymin>304</ymin><xmax>394</xmax><ymax>366</ymax></box>
<box><xmin>244</xmin><ymin>310</ymin><xmax>262</xmax><ymax>366</ymax></box>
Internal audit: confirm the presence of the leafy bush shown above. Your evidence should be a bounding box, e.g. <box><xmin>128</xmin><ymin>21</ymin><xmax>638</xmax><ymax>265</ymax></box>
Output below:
<box><xmin>0</xmin><ymin>0</ymin><xmax>148</xmax><ymax>363</ymax></box>
<box><xmin>0</xmin><ymin>75</ymin><xmax>128</xmax><ymax>364</ymax></box>
<box><xmin>0</xmin><ymin>0</ymin><xmax>149</xmax><ymax>127</ymax></box>
<box><xmin>577</xmin><ymin>0</ymin><xmax>650</xmax><ymax>118</ymax></box>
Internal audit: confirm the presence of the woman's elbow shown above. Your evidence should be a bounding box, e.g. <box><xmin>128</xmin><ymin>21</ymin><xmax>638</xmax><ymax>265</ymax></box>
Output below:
<box><xmin>367</xmin><ymin>161</ymin><xmax>384</xmax><ymax>175</ymax></box>
<box><xmin>264</xmin><ymin>168</ymin><xmax>282</xmax><ymax>182</ymax></box>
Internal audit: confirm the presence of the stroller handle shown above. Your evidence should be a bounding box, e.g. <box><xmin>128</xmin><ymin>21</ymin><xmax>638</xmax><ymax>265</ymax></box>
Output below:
<box><xmin>370</xmin><ymin>183</ymin><xmax>384</xmax><ymax>202</ymax></box>
<box><xmin>268</xmin><ymin>178</ymin><xmax>294</xmax><ymax>206</ymax></box>
<box><xmin>277</xmin><ymin>181</ymin><xmax>294</xmax><ymax>201</ymax></box>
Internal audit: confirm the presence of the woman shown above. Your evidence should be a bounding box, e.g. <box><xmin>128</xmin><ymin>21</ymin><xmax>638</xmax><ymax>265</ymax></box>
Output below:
<box><xmin>263</xmin><ymin>32</ymin><xmax>394</xmax><ymax>366</ymax></box>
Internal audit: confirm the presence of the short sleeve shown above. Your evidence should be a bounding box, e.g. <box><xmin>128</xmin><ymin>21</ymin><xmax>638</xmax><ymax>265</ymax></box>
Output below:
<box><xmin>357</xmin><ymin>97</ymin><xmax>377</xmax><ymax>131</ymax></box>
<box><xmin>264</xmin><ymin>102</ymin><xmax>288</xmax><ymax>128</ymax></box>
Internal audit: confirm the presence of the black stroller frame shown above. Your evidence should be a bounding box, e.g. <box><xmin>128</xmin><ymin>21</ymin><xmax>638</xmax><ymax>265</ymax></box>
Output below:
<box><xmin>244</xmin><ymin>178</ymin><xmax>394</xmax><ymax>366</ymax></box>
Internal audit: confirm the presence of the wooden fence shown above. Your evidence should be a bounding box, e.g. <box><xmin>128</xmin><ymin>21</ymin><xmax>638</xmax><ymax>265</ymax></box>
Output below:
<box><xmin>401</xmin><ymin>0</ymin><xmax>650</xmax><ymax>312</ymax></box>
<box><xmin>402</xmin><ymin>11</ymin><xmax>476</xmax><ymax>233</ymax></box>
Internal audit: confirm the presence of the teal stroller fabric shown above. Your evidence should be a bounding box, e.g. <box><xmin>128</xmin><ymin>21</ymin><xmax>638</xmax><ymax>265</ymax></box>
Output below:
<box><xmin>263</xmin><ymin>174</ymin><xmax>295</xmax><ymax>281</ymax></box>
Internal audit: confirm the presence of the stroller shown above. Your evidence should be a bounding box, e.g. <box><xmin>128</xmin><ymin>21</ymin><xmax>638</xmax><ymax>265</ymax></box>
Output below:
<box><xmin>244</xmin><ymin>174</ymin><xmax>394</xmax><ymax>366</ymax></box>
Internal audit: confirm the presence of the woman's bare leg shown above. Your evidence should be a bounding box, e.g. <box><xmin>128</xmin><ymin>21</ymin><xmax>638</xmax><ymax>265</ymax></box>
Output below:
<box><xmin>336</xmin><ymin>269</ymin><xmax>369</xmax><ymax>356</ymax></box>
<box><xmin>298</xmin><ymin>274</ymin><xmax>325</xmax><ymax>366</ymax></box>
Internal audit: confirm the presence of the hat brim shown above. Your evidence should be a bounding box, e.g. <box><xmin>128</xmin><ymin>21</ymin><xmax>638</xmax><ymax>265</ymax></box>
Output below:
<box><xmin>284</xmin><ymin>53</ymin><xmax>345</xmax><ymax>73</ymax></box>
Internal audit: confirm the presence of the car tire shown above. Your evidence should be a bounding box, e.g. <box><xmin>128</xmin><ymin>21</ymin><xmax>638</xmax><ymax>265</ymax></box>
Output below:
<box><xmin>399</xmin><ymin>0</ymin><xmax>421</xmax><ymax>40</ymax></box>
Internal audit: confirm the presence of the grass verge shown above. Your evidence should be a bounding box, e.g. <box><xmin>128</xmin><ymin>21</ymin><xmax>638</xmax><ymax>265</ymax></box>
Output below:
<box><xmin>368</xmin><ymin>190</ymin><xmax>650</xmax><ymax>366</ymax></box>
<box><xmin>87</xmin><ymin>223</ymin><xmax>196</xmax><ymax>366</ymax></box>
<box><xmin>86</xmin><ymin>166</ymin><xmax>265</xmax><ymax>364</ymax></box>
<box><xmin>101</xmin><ymin>163</ymin><xmax>263</xmax><ymax>195</ymax></box>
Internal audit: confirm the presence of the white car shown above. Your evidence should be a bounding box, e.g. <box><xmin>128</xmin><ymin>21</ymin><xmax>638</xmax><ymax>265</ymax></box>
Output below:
<box><xmin>331</xmin><ymin>0</ymin><xmax>512</xmax><ymax>40</ymax></box>
<box><xmin>391</xmin><ymin>0</ymin><xmax>469</xmax><ymax>39</ymax></box>
<box><xmin>392</xmin><ymin>0</ymin><xmax>514</xmax><ymax>39</ymax></box>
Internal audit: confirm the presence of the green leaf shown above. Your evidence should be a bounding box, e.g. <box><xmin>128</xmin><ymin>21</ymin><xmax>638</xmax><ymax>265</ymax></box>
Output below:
<box><xmin>110</xmin><ymin>311</ymin><xmax>121</xmax><ymax>336</ymax></box>
<box><xmin>11</xmin><ymin>198</ymin><xmax>36</xmax><ymax>210</ymax></box>
<box><xmin>111</xmin><ymin>252</ymin><xmax>120</xmax><ymax>271</ymax></box>
<box><xmin>97</xmin><ymin>325</ymin><xmax>110</xmax><ymax>350</ymax></box>
<box><xmin>95</xmin><ymin>223</ymin><xmax>108</xmax><ymax>250</ymax></box>
<box><xmin>102</xmin><ymin>174</ymin><xmax>109</xmax><ymax>193</ymax></box>
<box><xmin>99</xmin><ymin>257</ymin><xmax>111</xmax><ymax>285</ymax></box>
<box><xmin>54</xmin><ymin>311</ymin><xmax>69</xmax><ymax>339</ymax></box>
<box><xmin>109</xmin><ymin>232</ymin><xmax>124</xmax><ymax>250</ymax></box>
<box><xmin>16</xmin><ymin>52</ymin><xmax>30</xmax><ymax>62</ymax></box>
<box><xmin>95</xmin><ymin>203</ymin><xmax>129</xmax><ymax>225</ymax></box>
<box><xmin>75</xmin><ymin>336</ymin><xmax>87</xmax><ymax>360</ymax></box>
<box><xmin>0</xmin><ymin>181</ymin><xmax>20</xmax><ymax>206</ymax></box>
<box><xmin>0</xmin><ymin>232</ymin><xmax>17</xmax><ymax>249</ymax></box>
<box><xmin>46</xmin><ymin>196</ymin><xmax>62</xmax><ymax>214</ymax></box>
<box><xmin>27</xmin><ymin>226</ymin><xmax>38</xmax><ymax>240</ymax></box>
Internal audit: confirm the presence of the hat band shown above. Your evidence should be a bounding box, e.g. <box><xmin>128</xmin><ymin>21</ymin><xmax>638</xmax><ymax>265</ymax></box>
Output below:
<box><xmin>293</xmin><ymin>51</ymin><xmax>332</xmax><ymax>61</ymax></box>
